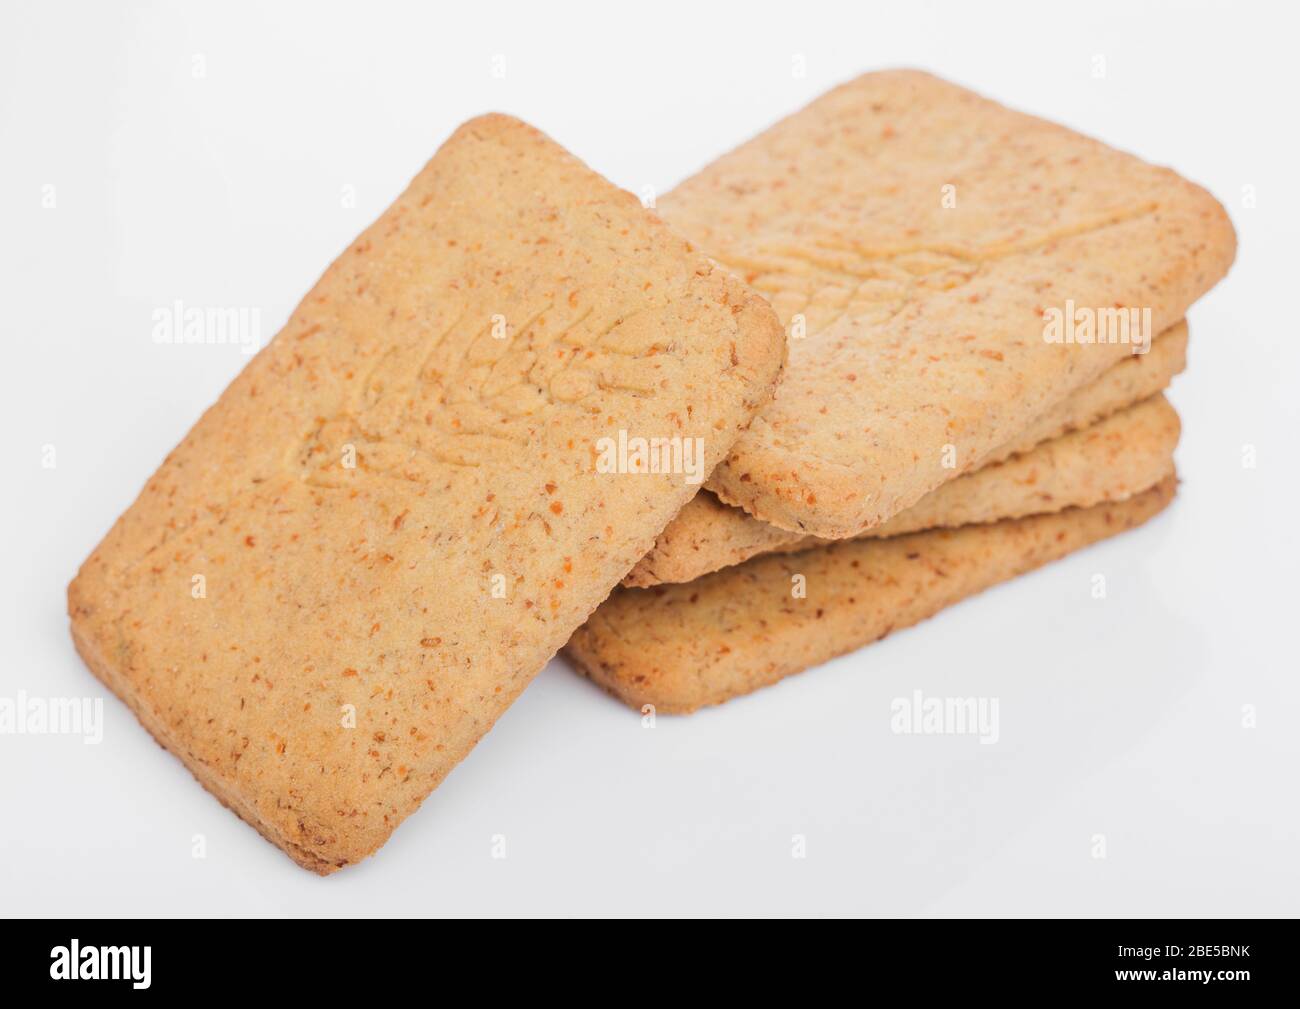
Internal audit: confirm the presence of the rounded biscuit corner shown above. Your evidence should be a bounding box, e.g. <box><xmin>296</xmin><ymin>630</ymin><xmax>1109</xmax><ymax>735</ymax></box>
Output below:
<box><xmin>1203</xmin><ymin>188</ymin><xmax>1239</xmax><ymax>277</ymax></box>
<box><xmin>1165</xmin><ymin>173</ymin><xmax>1238</xmax><ymax>283</ymax></box>
<box><xmin>442</xmin><ymin>112</ymin><xmax>547</xmax><ymax>161</ymax></box>
<box><xmin>454</xmin><ymin>111</ymin><xmax>528</xmax><ymax>137</ymax></box>
<box><xmin>710</xmin><ymin>445</ymin><xmax>879</xmax><ymax>539</ymax></box>
<box><xmin>563</xmin><ymin>631</ymin><xmax>703</xmax><ymax>716</ymax></box>
<box><xmin>737</xmin><ymin>289</ymin><xmax>789</xmax><ymax>385</ymax></box>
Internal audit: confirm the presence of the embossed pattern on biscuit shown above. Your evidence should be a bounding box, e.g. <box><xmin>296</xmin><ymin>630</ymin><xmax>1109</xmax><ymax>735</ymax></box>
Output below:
<box><xmin>655</xmin><ymin>70</ymin><xmax>1234</xmax><ymax>537</ymax></box>
<box><xmin>67</xmin><ymin>114</ymin><xmax>787</xmax><ymax>874</ymax></box>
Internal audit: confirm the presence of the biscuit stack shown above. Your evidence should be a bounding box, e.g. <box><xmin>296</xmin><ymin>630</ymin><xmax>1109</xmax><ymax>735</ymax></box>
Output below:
<box><xmin>565</xmin><ymin>71</ymin><xmax>1235</xmax><ymax>712</ymax></box>
<box><xmin>68</xmin><ymin>71</ymin><xmax>1234</xmax><ymax>872</ymax></box>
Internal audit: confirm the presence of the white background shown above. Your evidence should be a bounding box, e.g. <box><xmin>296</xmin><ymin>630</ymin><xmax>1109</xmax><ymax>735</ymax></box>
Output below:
<box><xmin>2</xmin><ymin>0</ymin><xmax>1296</xmax><ymax>918</ymax></box>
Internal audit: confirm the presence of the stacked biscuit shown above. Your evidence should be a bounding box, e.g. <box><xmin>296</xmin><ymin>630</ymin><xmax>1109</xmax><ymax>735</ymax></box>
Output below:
<box><xmin>565</xmin><ymin>71</ymin><xmax>1234</xmax><ymax>712</ymax></box>
<box><xmin>68</xmin><ymin>71</ymin><xmax>1233</xmax><ymax>873</ymax></box>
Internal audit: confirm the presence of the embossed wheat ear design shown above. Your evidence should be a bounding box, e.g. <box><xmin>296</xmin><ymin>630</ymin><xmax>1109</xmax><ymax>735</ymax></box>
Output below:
<box><xmin>299</xmin><ymin>296</ymin><xmax>680</xmax><ymax>484</ymax></box>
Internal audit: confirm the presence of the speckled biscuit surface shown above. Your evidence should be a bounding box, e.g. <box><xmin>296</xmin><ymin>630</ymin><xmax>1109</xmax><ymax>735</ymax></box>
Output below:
<box><xmin>67</xmin><ymin>115</ymin><xmax>785</xmax><ymax>873</ymax></box>
<box><xmin>796</xmin><ymin>392</ymin><xmax>1176</xmax><ymax>537</ymax></box>
<box><xmin>658</xmin><ymin>70</ymin><xmax>1232</xmax><ymax>536</ymax></box>
<box><xmin>986</xmin><ymin>319</ymin><xmax>1187</xmax><ymax>466</ymax></box>
<box><xmin>626</xmin><ymin>323</ymin><xmax>1186</xmax><ymax>587</ymax></box>
<box><xmin>567</xmin><ymin>476</ymin><xmax>1176</xmax><ymax>713</ymax></box>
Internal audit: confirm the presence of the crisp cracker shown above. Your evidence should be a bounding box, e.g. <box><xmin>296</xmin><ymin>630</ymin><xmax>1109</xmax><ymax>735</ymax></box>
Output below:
<box><xmin>658</xmin><ymin>70</ymin><xmax>1232</xmax><ymax>536</ymax></box>
<box><xmin>68</xmin><ymin>115</ymin><xmax>785</xmax><ymax>872</ymax></box>
<box><xmin>568</xmin><ymin>476</ymin><xmax>1176</xmax><ymax>713</ymax></box>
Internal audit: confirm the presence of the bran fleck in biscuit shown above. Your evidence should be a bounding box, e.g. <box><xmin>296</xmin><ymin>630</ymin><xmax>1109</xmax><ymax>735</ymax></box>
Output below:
<box><xmin>67</xmin><ymin>115</ymin><xmax>785</xmax><ymax>873</ymax></box>
<box><xmin>567</xmin><ymin>476</ymin><xmax>1177</xmax><ymax>714</ymax></box>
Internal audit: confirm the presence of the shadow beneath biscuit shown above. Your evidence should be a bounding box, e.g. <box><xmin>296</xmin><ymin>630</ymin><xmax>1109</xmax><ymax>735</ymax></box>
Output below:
<box><xmin>544</xmin><ymin>520</ymin><xmax>1202</xmax><ymax>915</ymax></box>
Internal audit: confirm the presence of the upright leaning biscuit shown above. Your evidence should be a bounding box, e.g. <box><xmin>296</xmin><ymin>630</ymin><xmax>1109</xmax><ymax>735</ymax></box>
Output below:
<box><xmin>658</xmin><ymin>70</ymin><xmax>1233</xmax><ymax>537</ymax></box>
<box><xmin>68</xmin><ymin>115</ymin><xmax>786</xmax><ymax>873</ymax></box>
<box><xmin>568</xmin><ymin>476</ymin><xmax>1177</xmax><ymax>713</ymax></box>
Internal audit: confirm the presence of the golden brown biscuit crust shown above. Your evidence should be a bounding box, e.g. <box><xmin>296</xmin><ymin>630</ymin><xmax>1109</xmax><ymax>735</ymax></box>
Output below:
<box><xmin>626</xmin><ymin>324</ymin><xmax>1185</xmax><ymax>588</ymax></box>
<box><xmin>568</xmin><ymin>476</ymin><xmax>1177</xmax><ymax>714</ymax></box>
<box><xmin>68</xmin><ymin>115</ymin><xmax>785</xmax><ymax>873</ymax></box>
<box><xmin>659</xmin><ymin>70</ymin><xmax>1232</xmax><ymax>536</ymax></box>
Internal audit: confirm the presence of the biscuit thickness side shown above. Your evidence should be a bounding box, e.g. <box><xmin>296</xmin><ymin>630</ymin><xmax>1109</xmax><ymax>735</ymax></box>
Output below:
<box><xmin>624</xmin><ymin>330</ymin><xmax>1185</xmax><ymax>588</ymax></box>
<box><xmin>567</xmin><ymin>476</ymin><xmax>1177</xmax><ymax>713</ymax></box>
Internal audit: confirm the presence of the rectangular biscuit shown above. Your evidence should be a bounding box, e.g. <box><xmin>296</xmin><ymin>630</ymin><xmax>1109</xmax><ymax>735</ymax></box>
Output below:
<box><xmin>659</xmin><ymin>70</ymin><xmax>1233</xmax><ymax>537</ymax></box>
<box><xmin>67</xmin><ymin>115</ymin><xmax>786</xmax><ymax>872</ymax></box>
<box><xmin>627</xmin><ymin>325</ymin><xmax>1184</xmax><ymax>588</ymax></box>
<box><xmin>567</xmin><ymin>476</ymin><xmax>1177</xmax><ymax>713</ymax></box>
